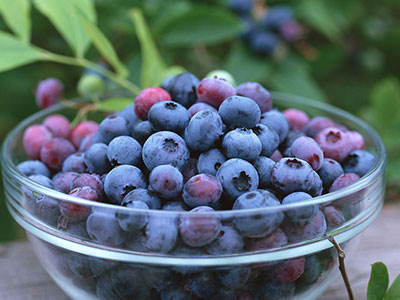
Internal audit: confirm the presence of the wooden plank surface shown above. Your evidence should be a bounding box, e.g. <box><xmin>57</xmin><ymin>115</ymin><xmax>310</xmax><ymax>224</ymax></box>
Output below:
<box><xmin>0</xmin><ymin>204</ymin><xmax>399</xmax><ymax>300</ymax></box>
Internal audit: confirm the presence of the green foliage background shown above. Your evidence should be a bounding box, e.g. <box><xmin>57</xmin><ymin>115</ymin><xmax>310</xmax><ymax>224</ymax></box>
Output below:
<box><xmin>0</xmin><ymin>0</ymin><xmax>399</xmax><ymax>241</ymax></box>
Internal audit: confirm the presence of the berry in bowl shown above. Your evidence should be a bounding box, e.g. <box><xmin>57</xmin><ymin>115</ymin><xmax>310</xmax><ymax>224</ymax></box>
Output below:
<box><xmin>1</xmin><ymin>74</ymin><xmax>386</xmax><ymax>300</ymax></box>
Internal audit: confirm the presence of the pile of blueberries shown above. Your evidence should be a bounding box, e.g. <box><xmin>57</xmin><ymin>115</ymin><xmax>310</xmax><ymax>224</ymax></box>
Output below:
<box><xmin>228</xmin><ymin>0</ymin><xmax>302</xmax><ymax>56</ymax></box>
<box><xmin>18</xmin><ymin>72</ymin><xmax>376</xmax><ymax>299</ymax></box>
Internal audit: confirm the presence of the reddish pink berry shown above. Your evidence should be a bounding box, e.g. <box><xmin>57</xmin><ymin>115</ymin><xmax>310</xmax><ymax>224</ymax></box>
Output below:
<box><xmin>290</xmin><ymin>136</ymin><xmax>324</xmax><ymax>170</ymax></box>
<box><xmin>246</xmin><ymin>228</ymin><xmax>288</xmax><ymax>251</ymax></box>
<box><xmin>347</xmin><ymin>131</ymin><xmax>365</xmax><ymax>152</ymax></box>
<box><xmin>43</xmin><ymin>114</ymin><xmax>71</xmax><ymax>139</ymax></box>
<box><xmin>197</xmin><ymin>77</ymin><xmax>235</xmax><ymax>108</ymax></box>
<box><xmin>236</xmin><ymin>82</ymin><xmax>272</xmax><ymax>113</ymax></box>
<box><xmin>182</xmin><ymin>174</ymin><xmax>222</xmax><ymax>208</ymax></box>
<box><xmin>35</xmin><ymin>78</ymin><xmax>63</xmax><ymax>109</ymax></box>
<box><xmin>40</xmin><ymin>138</ymin><xmax>75</xmax><ymax>171</ymax></box>
<box><xmin>315</xmin><ymin>127</ymin><xmax>353</xmax><ymax>162</ymax></box>
<box><xmin>71</xmin><ymin>173</ymin><xmax>104</xmax><ymax>201</ymax></box>
<box><xmin>70</xmin><ymin>121</ymin><xmax>99</xmax><ymax>148</ymax></box>
<box><xmin>60</xmin><ymin>187</ymin><xmax>98</xmax><ymax>220</ymax></box>
<box><xmin>329</xmin><ymin>173</ymin><xmax>360</xmax><ymax>193</ymax></box>
<box><xmin>303</xmin><ymin>117</ymin><xmax>336</xmax><ymax>137</ymax></box>
<box><xmin>134</xmin><ymin>87</ymin><xmax>171</xmax><ymax>120</ymax></box>
<box><xmin>273</xmin><ymin>257</ymin><xmax>306</xmax><ymax>283</ymax></box>
<box><xmin>283</xmin><ymin>108</ymin><xmax>309</xmax><ymax>131</ymax></box>
<box><xmin>23</xmin><ymin>125</ymin><xmax>52</xmax><ymax>159</ymax></box>
<box><xmin>270</xmin><ymin>149</ymin><xmax>283</xmax><ymax>162</ymax></box>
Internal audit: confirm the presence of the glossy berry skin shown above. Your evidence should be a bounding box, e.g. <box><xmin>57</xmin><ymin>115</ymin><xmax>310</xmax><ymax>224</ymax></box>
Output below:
<box><xmin>17</xmin><ymin>160</ymin><xmax>50</xmax><ymax>177</ymax></box>
<box><xmin>60</xmin><ymin>187</ymin><xmax>98</xmax><ymax>221</ymax></box>
<box><xmin>219</xmin><ymin>96</ymin><xmax>261</xmax><ymax>129</ymax></box>
<box><xmin>246</xmin><ymin>227</ymin><xmax>288</xmax><ymax>251</ymax></box>
<box><xmin>248</xmin><ymin>30</ymin><xmax>280</xmax><ymax>56</ymax></box>
<box><xmin>187</xmin><ymin>272</ymin><xmax>217</xmax><ymax>299</ymax></box>
<box><xmin>273</xmin><ymin>257</ymin><xmax>306</xmax><ymax>283</ymax></box>
<box><xmin>70</xmin><ymin>121</ymin><xmax>99</xmax><ymax>149</ymax></box>
<box><xmin>253</xmin><ymin>123</ymin><xmax>279</xmax><ymax>157</ymax></box>
<box><xmin>70</xmin><ymin>173</ymin><xmax>104</xmax><ymax>201</ymax></box>
<box><xmin>283</xmin><ymin>108</ymin><xmax>309</xmax><ymax>131</ymax></box>
<box><xmin>205</xmin><ymin>225</ymin><xmax>244</xmax><ymax>255</ymax></box>
<box><xmin>290</xmin><ymin>136</ymin><xmax>324</xmax><ymax>170</ymax></box>
<box><xmin>303</xmin><ymin>117</ymin><xmax>336</xmax><ymax>138</ymax></box>
<box><xmin>53</xmin><ymin>172</ymin><xmax>78</xmax><ymax>193</ymax></box>
<box><xmin>142</xmin><ymin>216</ymin><xmax>178</xmax><ymax>253</ymax></box>
<box><xmin>216</xmin><ymin>158</ymin><xmax>259</xmax><ymax>200</ymax></box>
<box><xmin>282</xmin><ymin>192</ymin><xmax>318</xmax><ymax>225</ymax></box>
<box><xmin>148</xmin><ymin>101</ymin><xmax>189</xmax><ymax>133</ymax></box>
<box><xmin>343</xmin><ymin>150</ymin><xmax>376</xmax><ymax>177</ymax></box>
<box><xmin>318</xmin><ymin>158</ymin><xmax>344</xmax><ymax>189</ymax></box>
<box><xmin>179</xmin><ymin>206</ymin><xmax>221</xmax><ymax>247</ymax></box>
<box><xmin>228</xmin><ymin>0</ymin><xmax>253</xmax><ymax>15</ymax></box>
<box><xmin>253</xmin><ymin>156</ymin><xmax>275</xmax><ymax>188</ymax></box>
<box><xmin>98</xmin><ymin>115</ymin><xmax>130</xmax><ymax>144</ymax></box>
<box><xmin>43</xmin><ymin>114</ymin><xmax>71</xmax><ymax>139</ymax></box>
<box><xmin>233</xmin><ymin>190</ymin><xmax>283</xmax><ymax>237</ymax></box>
<box><xmin>283</xmin><ymin>210</ymin><xmax>327</xmax><ymax>242</ymax></box>
<box><xmin>86</xmin><ymin>209</ymin><xmax>127</xmax><ymax>246</ymax></box>
<box><xmin>329</xmin><ymin>173</ymin><xmax>360</xmax><ymax>193</ymax></box>
<box><xmin>236</xmin><ymin>82</ymin><xmax>272</xmax><ymax>113</ymax></box>
<box><xmin>132</xmin><ymin>120</ymin><xmax>154</xmax><ymax>145</ymax></box>
<box><xmin>23</xmin><ymin>125</ymin><xmax>52</xmax><ymax>160</ymax></box>
<box><xmin>196</xmin><ymin>77</ymin><xmax>236</xmax><ymax>108</ymax></box>
<box><xmin>40</xmin><ymin>138</ymin><xmax>75</xmax><ymax>171</ymax></box>
<box><xmin>35</xmin><ymin>78</ymin><xmax>63</xmax><ymax>109</ymax></box>
<box><xmin>183</xmin><ymin>174</ymin><xmax>222</xmax><ymax>208</ymax></box>
<box><xmin>197</xmin><ymin>148</ymin><xmax>227</xmax><ymax>176</ymax></box>
<box><xmin>271</xmin><ymin>158</ymin><xmax>323</xmax><ymax>196</ymax></box>
<box><xmin>142</xmin><ymin>131</ymin><xmax>190</xmax><ymax>171</ymax></box>
<box><xmin>62</xmin><ymin>152</ymin><xmax>86</xmax><ymax>173</ymax></box>
<box><xmin>260</xmin><ymin>109</ymin><xmax>289</xmax><ymax>143</ymax></box>
<box><xmin>315</xmin><ymin>127</ymin><xmax>353</xmax><ymax>162</ymax></box>
<box><xmin>122</xmin><ymin>188</ymin><xmax>161</xmax><ymax>209</ymax></box>
<box><xmin>222</xmin><ymin>128</ymin><xmax>262</xmax><ymax>161</ymax></box>
<box><xmin>184</xmin><ymin>110</ymin><xmax>224</xmax><ymax>152</ymax></box>
<box><xmin>149</xmin><ymin>165</ymin><xmax>183</xmax><ymax>199</ymax></box>
<box><xmin>162</xmin><ymin>72</ymin><xmax>199</xmax><ymax>108</ymax></box>
<box><xmin>134</xmin><ymin>87</ymin><xmax>171</xmax><ymax>120</ymax></box>
<box><xmin>188</xmin><ymin>102</ymin><xmax>217</xmax><ymax>118</ymax></box>
<box><xmin>322</xmin><ymin>206</ymin><xmax>346</xmax><ymax>231</ymax></box>
<box><xmin>107</xmin><ymin>136</ymin><xmax>142</xmax><ymax>167</ymax></box>
<box><xmin>84</xmin><ymin>143</ymin><xmax>111</xmax><ymax>174</ymax></box>
<box><xmin>104</xmin><ymin>165</ymin><xmax>147</xmax><ymax>204</ymax></box>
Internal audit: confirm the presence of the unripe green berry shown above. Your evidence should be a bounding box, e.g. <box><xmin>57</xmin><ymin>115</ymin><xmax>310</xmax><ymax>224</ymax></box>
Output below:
<box><xmin>206</xmin><ymin>70</ymin><xmax>236</xmax><ymax>87</ymax></box>
<box><xmin>77</xmin><ymin>74</ymin><xmax>105</xmax><ymax>97</ymax></box>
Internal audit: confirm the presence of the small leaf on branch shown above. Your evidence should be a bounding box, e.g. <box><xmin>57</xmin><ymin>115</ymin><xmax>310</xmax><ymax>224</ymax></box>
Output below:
<box><xmin>0</xmin><ymin>0</ymin><xmax>31</xmax><ymax>43</ymax></box>
<box><xmin>96</xmin><ymin>98</ymin><xmax>132</xmax><ymax>112</ymax></box>
<box><xmin>384</xmin><ymin>274</ymin><xmax>400</xmax><ymax>300</ymax></box>
<box><xmin>367</xmin><ymin>262</ymin><xmax>389</xmax><ymax>300</ymax></box>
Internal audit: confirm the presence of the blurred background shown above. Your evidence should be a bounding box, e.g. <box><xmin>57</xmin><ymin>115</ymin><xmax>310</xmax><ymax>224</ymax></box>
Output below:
<box><xmin>0</xmin><ymin>0</ymin><xmax>399</xmax><ymax>241</ymax></box>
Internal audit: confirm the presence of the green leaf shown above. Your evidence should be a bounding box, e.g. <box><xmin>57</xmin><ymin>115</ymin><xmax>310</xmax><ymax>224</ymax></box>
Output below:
<box><xmin>385</xmin><ymin>275</ymin><xmax>400</xmax><ymax>300</ymax></box>
<box><xmin>0</xmin><ymin>0</ymin><xmax>31</xmax><ymax>43</ymax></box>
<box><xmin>297</xmin><ymin>0</ymin><xmax>340</xmax><ymax>41</ymax></box>
<box><xmin>81</xmin><ymin>18</ymin><xmax>128</xmax><ymax>77</ymax></box>
<box><xmin>129</xmin><ymin>8</ymin><xmax>166</xmax><ymax>88</ymax></box>
<box><xmin>0</xmin><ymin>31</ymin><xmax>41</xmax><ymax>72</ymax></box>
<box><xmin>97</xmin><ymin>98</ymin><xmax>133</xmax><ymax>112</ymax></box>
<box><xmin>269</xmin><ymin>56</ymin><xmax>328</xmax><ymax>102</ymax></box>
<box><xmin>70</xmin><ymin>0</ymin><xmax>96</xmax><ymax>23</ymax></box>
<box><xmin>157</xmin><ymin>6</ymin><xmax>243</xmax><ymax>46</ymax></box>
<box><xmin>32</xmin><ymin>0</ymin><xmax>90</xmax><ymax>57</ymax></box>
<box><xmin>368</xmin><ymin>262</ymin><xmax>389</xmax><ymax>300</ymax></box>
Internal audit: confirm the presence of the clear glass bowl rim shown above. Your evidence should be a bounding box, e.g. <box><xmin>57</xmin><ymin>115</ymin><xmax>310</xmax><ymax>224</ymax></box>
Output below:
<box><xmin>1</xmin><ymin>92</ymin><xmax>387</xmax><ymax>218</ymax></box>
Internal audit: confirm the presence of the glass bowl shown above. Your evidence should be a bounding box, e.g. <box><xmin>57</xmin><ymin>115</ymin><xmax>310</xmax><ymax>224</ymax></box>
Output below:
<box><xmin>1</xmin><ymin>93</ymin><xmax>387</xmax><ymax>300</ymax></box>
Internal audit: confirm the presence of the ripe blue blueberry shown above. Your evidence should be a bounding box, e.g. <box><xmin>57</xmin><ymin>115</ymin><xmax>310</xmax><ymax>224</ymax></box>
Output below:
<box><xmin>148</xmin><ymin>101</ymin><xmax>189</xmax><ymax>133</ymax></box>
<box><xmin>84</xmin><ymin>143</ymin><xmax>111</xmax><ymax>174</ymax></box>
<box><xmin>249</xmin><ymin>30</ymin><xmax>280</xmax><ymax>56</ymax></box>
<box><xmin>205</xmin><ymin>225</ymin><xmax>244</xmax><ymax>255</ymax></box>
<box><xmin>162</xmin><ymin>72</ymin><xmax>200</xmax><ymax>108</ymax></box>
<box><xmin>98</xmin><ymin>115</ymin><xmax>130</xmax><ymax>144</ymax></box>
<box><xmin>257</xmin><ymin>281</ymin><xmax>295</xmax><ymax>300</ymax></box>
<box><xmin>187</xmin><ymin>272</ymin><xmax>217</xmax><ymax>299</ymax></box>
<box><xmin>318</xmin><ymin>158</ymin><xmax>344</xmax><ymax>189</ymax></box>
<box><xmin>282</xmin><ymin>129</ymin><xmax>306</xmax><ymax>150</ymax></box>
<box><xmin>107</xmin><ymin>136</ymin><xmax>142</xmax><ymax>167</ymax></box>
<box><xmin>217</xmin><ymin>267</ymin><xmax>251</xmax><ymax>289</ymax></box>
<box><xmin>132</xmin><ymin>120</ymin><xmax>154</xmax><ymax>145</ymax></box>
<box><xmin>253</xmin><ymin>156</ymin><xmax>275</xmax><ymax>188</ymax></box>
<box><xmin>67</xmin><ymin>253</ymin><xmax>113</xmax><ymax>278</ymax></box>
<box><xmin>62</xmin><ymin>152</ymin><xmax>86</xmax><ymax>173</ymax></box>
<box><xmin>343</xmin><ymin>150</ymin><xmax>376</xmax><ymax>177</ymax></box>
<box><xmin>122</xmin><ymin>188</ymin><xmax>161</xmax><ymax>209</ymax></box>
<box><xmin>17</xmin><ymin>160</ymin><xmax>50</xmax><ymax>177</ymax></box>
<box><xmin>260</xmin><ymin>109</ymin><xmax>289</xmax><ymax>143</ymax></box>
<box><xmin>197</xmin><ymin>148</ymin><xmax>227</xmax><ymax>176</ymax></box>
<box><xmin>142</xmin><ymin>216</ymin><xmax>178</xmax><ymax>253</ymax></box>
<box><xmin>282</xmin><ymin>192</ymin><xmax>318</xmax><ymax>225</ymax></box>
<box><xmin>262</xmin><ymin>5</ymin><xmax>293</xmax><ymax>30</ymax></box>
<box><xmin>228</xmin><ymin>0</ymin><xmax>253</xmax><ymax>16</ymax></box>
<box><xmin>149</xmin><ymin>165</ymin><xmax>183</xmax><ymax>199</ymax></box>
<box><xmin>160</xmin><ymin>285</ymin><xmax>191</xmax><ymax>300</ymax></box>
<box><xmin>188</xmin><ymin>102</ymin><xmax>217</xmax><ymax>118</ymax></box>
<box><xmin>282</xmin><ymin>210</ymin><xmax>327</xmax><ymax>242</ymax></box>
<box><xmin>117</xmin><ymin>200</ymin><xmax>148</xmax><ymax>233</ymax></box>
<box><xmin>222</xmin><ymin>128</ymin><xmax>262</xmax><ymax>161</ymax></box>
<box><xmin>219</xmin><ymin>96</ymin><xmax>261</xmax><ymax>129</ymax></box>
<box><xmin>298</xmin><ymin>255</ymin><xmax>324</xmax><ymax>285</ymax></box>
<box><xmin>253</xmin><ymin>123</ymin><xmax>279</xmax><ymax>157</ymax></box>
<box><xmin>118</xmin><ymin>104</ymin><xmax>141</xmax><ymax>132</ymax></box>
<box><xmin>162</xmin><ymin>201</ymin><xmax>189</xmax><ymax>211</ymax></box>
<box><xmin>322</xmin><ymin>206</ymin><xmax>346</xmax><ymax>231</ymax></box>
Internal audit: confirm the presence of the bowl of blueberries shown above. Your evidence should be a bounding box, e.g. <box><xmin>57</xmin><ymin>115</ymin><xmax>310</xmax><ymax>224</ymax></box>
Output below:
<box><xmin>1</xmin><ymin>73</ymin><xmax>387</xmax><ymax>300</ymax></box>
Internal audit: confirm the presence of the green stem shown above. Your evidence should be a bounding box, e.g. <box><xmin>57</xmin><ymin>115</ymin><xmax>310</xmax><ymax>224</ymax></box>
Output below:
<box><xmin>39</xmin><ymin>50</ymin><xmax>141</xmax><ymax>95</ymax></box>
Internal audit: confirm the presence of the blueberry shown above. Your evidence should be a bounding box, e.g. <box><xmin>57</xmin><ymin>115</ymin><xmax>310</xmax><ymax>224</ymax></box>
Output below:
<box><xmin>290</xmin><ymin>136</ymin><xmax>324</xmax><ymax>170</ymax></box>
<box><xmin>104</xmin><ymin>165</ymin><xmax>147</xmax><ymax>204</ymax></box>
<box><xmin>272</xmin><ymin>257</ymin><xmax>306</xmax><ymax>283</ymax></box>
<box><xmin>260</xmin><ymin>109</ymin><xmax>289</xmax><ymax>143</ymax></box>
<box><xmin>98</xmin><ymin>115</ymin><xmax>130</xmax><ymax>144</ymax></box>
<box><xmin>162</xmin><ymin>72</ymin><xmax>200</xmax><ymax>108</ymax></box>
<box><xmin>270</xmin><ymin>149</ymin><xmax>283</xmax><ymax>162</ymax></box>
<box><xmin>148</xmin><ymin>101</ymin><xmax>189</xmax><ymax>133</ymax></box>
<box><xmin>252</xmin><ymin>123</ymin><xmax>279</xmax><ymax>157</ymax></box>
<box><xmin>86</xmin><ymin>209</ymin><xmax>127</xmax><ymax>246</ymax></box>
<box><xmin>70</xmin><ymin>120</ymin><xmax>99</xmax><ymax>149</ymax></box>
<box><xmin>283</xmin><ymin>108</ymin><xmax>310</xmax><ymax>131</ymax></box>
<box><xmin>228</xmin><ymin>0</ymin><xmax>253</xmax><ymax>15</ymax></box>
<box><xmin>53</xmin><ymin>172</ymin><xmax>78</xmax><ymax>193</ymax></box>
<box><xmin>196</xmin><ymin>77</ymin><xmax>236</xmax><ymax>108</ymax></box>
<box><xmin>318</xmin><ymin>158</ymin><xmax>344</xmax><ymax>189</ymax></box>
<box><xmin>188</xmin><ymin>102</ymin><xmax>218</xmax><ymax>118</ymax></box>
<box><xmin>262</xmin><ymin>5</ymin><xmax>293</xmax><ymax>30</ymax></box>
<box><xmin>184</xmin><ymin>110</ymin><xmax>224</xmax><ymax>152</ymax></box>
<box><xmin>26</xmin><ymin>174</ymin><xmax>53</xmax><ymax>192</ymax></box>
<box><xmin>248</xmin><ymin>30</ymin><xmax>280</xmax><ymax>56</ymax></box>
<box><xmin>205</xmin><ymin>225</ymin><xmax>244</xmax><ymax>255</ymax></box>
<box><xmin>142</xmin><ymin>216</ymin><xmax>178</xmax><ymax>253</ymax></box>
<box><xmin>219</xmin><ymin>96</ymin><xmax>261</xmax><ymax>129</ymax></box>
<box><xmin>298</xmin><ymin>255</ymin><xmax>324</xmax><ymax>284</ymax></box>
<box><xmin>132</xmin><ymin>120</ymin><xmax>154</xmax><ymax>145</ymax></box>
<box><xmin>67</xmin><ymin>253</ymin><xmax>113</xmax><ymax>278</ymax></box>
<box><xmin>217</xmin><ymin>267</ymin><xmax>251</xmax><ymax>289</ymax></box>
<box><xmin>222</xmin><ymin>128</ymin><xmax>262</xmax><ymax>161</ymax></box>
<box><xmin>62</xmin><ymin>152</ymin><xmax>86</xmax><ymax>173</ymax></box>
<box><xmin>282</xmin><ymin>210</ymin><xmax>327</xmax><ymax>242</ymax></box>
<box><xmin>17</xmin><ymin>160</ymin><xmax>50</xmax><ymax>177</ymax></box>
<box><xmin>315</xmin><ymin>127</ymin><xmax>353</xmax><ymax>162</ymax></box>
<box><xmin>183</xmin><ymin>174</ymin><xmax>222</xmax><ymax>208</ymax></box>
<box><xmin>282</xmin><ymin>192</ymin><xmax>318</xmax><ymax>225</ymax></box>
<box><xmin>329</xmin><ymin>173</ymin><xmax>360</xmax><ymax>193</ymax></box>
<box><xmin>303</xmin><ymin>117</ymin><xmax>336</xmax><ymax>138</ymax></box>
<box><xmin>107</xmin><ymin>136</ymin><xmax>142</xmax><ymax>167</ymax></box>
<box><xmin>122</xmin><ymin>188</ymin><xmax>162</xmax><ymax>209</ymax></box>
<box><xmin>206</xmin><ymin>69</ymin><xmax>236</xmax><ymax>86</ymax></box>
<box><xmin>181</xmin><ymin>157</ymin><xmax>198</xmax><ymax>183</ymax></box>
<box><xmin>118</xmin><ymin>104</ymin><xmax>141</xmax><ymax>132</ymax></box>
<box><xmin>142</xmin><ymin>267</ymin><xmax>177</xmax><ymax>292</ymax></box>
<box><xmin>70</xmin><ymin>173</ymin><xmax>104</xmax><ymax>200</ymax></box>
<box><xmin>58</xmin><ymin>219</ymin><xmax>89</xmax><ymax>239</ymax></box>
<box><xmin>187</xmin><ymin>272</ymin><xmax>217</xmax><ymax>299</ymax></box>
<box><xmin>61</xmin><ymin>187</ymin><xmax>98</xmax><ymax>221</ymax></box>
<box><xmin>245</xmin><ymin>227</ymin><xmax>288</xmax><ymax>251</ymax></box>
<box><xmin>216</xmin><ymin>158</ymin><xmax>259</xmax><ymax>200</ymax></box>
<box><xmin>134</xmin><ymin>87</ymin><xmax>172</xmax><ymax>120</ymax></box>
<box><xmin>34</xmin><ymin>195</ymin><xmax>60</xmax><ymax>226</ymax></box>
<box><xmin>162</xmin><ymin>201</ymin><xmax>189</xmax><ymax>211</ymax></box>
<box><xmin>233</xmin><ymin>190</ymin><xmax>283</xmax><ymax>237</ymax></box>
<box><xmin>253</xmin><ymin>156</ymin><xmax>275</xmax><ymax>188</ymax></box>
<box><xmin>197</xmin><ymin>148</ymin><xmax>227</xmax><ymax>176</ymax></box>
<box><xmin>43</xmin><ymin>114</ymin><xmax>71</xmax><ymax>139</ymax></box>
<box><xmin>40</xmin><ymin>138</ymin><xmax>75</xmax><ymax>171</ymax></box>
<box><xmin>35</xmin><ymin>78</ymin><xmax>63</xmax><ymax>109</ymax></box>
<box><xmin>84</xmin><ymin>143</ymin><xmax>111</xmax><ymax>174</ymax></box>
<box><xmin>322</xmin><ymin>206</ymin><xmax>346</xmax><ymax>231</ymax></box>
<box><xmin>236</xmin><ymin>82</ymin><xmax>272</xmax><ymax>113</ymax></box>
<box><xmin>257</xmin><ymin>281</ymin><xmax>295</xmax><ymax>300</ymax></box>
<box><xmin>281</xmin><ymin>130</ymin><xmax>306</xmax><ymax>151</ymax></box>
<box><xmin>149</xmin><ymin>165</ymin><xmax>183</xmax><ymax>199</ymax></box>
<box><xmin>179</xmin><ymin>206</ymin><xmax>221</xmax><ymax>247</ymax></box>
<box><xmin>160</xmin><ymin>285</ymin><xmax>191</xmax><ymax>300</ymax></box>
<box><xmin>342</xmin><ymin>150</ymin><xmax>376</xmax><ymax>177</ymax></box>
<box><xmin>271</xmin><ymin>158</ymin><xmax>323</xmax><ymax>196</ymax></box>
<box><xmin>117</xmin><ymin>200</ymin><xmax>148</xmax><ymax>233</ymax></box>
<box><xmin>142</xmin><ymin>131</ymin><xmax>190</xmax><ymax>171</ymax></box>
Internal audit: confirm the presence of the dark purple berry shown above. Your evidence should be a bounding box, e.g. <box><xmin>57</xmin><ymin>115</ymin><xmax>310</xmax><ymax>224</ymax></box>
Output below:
<box><xmin>35</xmin><ymin>78</ymin><xmax>63</xmax><ymax>109</ymax></box>
<box><xmin>197</xmin><ymin>77</ymin><xmax>235</xmax><ymax>108</ymax></box>
<box><xmin>149</xmin><ymin>165</ymin><xmax>183</xmax><ymax>199</ymax></box>
<box><xmin>342</xmin><ymin>150</ymin><xmax>376</xmax><ymax>177</ymax></box>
